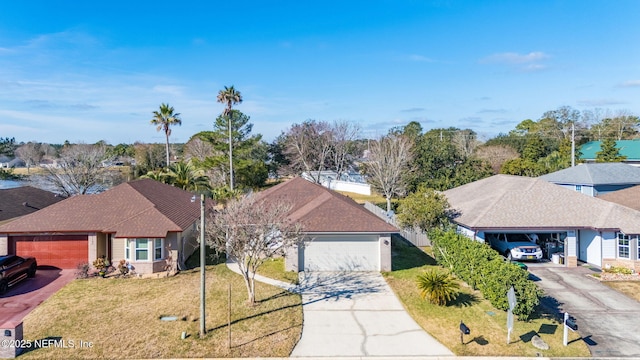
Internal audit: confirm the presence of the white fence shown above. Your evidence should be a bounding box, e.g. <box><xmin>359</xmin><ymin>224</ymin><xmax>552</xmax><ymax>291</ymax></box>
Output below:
<box><xmin>323</xmin><ymin>179</ymin><xmax>371</xmax><ymax>195</ymax></box>
<box><xmin>363</xmin><ymin>202</ymin><xmax>430</xmax><ymax>247</ymax></box>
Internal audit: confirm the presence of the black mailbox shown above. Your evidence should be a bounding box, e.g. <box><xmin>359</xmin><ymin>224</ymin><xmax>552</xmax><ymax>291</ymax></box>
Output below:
<box><xmin>565</xmin><ymin>316</ymin><xmax>578</xmax><ymax>331</ymax></box>
<box><xmin>460</xmin><ymin>321</ymin><xmax>470</xmax><ymax>335</ymax></box>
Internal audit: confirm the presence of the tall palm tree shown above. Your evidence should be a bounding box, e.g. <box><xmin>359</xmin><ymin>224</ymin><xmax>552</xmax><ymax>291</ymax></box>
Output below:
<box><xmin>216</xmin><ymin>86</ymin><xmax>242</xmax><ymax>191</ymax></box>
<box><xmin>150</xmin><ymin>103</ymin><xmax>182</xmax><ymax>167</ymax></box>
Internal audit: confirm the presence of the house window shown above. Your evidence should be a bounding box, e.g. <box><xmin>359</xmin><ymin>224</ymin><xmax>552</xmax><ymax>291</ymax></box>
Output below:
<box><xmin>618</xmin><ymin>233</ymin><xmax>630</xmax><ymax>259</ymax></box>
<box><xmin>154</xmin><ymin>239</ymin><xmax>163</xmax><ymax>260</ymax></box>
<box><xmin>136</xmin><ymin>239</ymin><xmax>149</xmax><ymax>261</ymax></box>
<box><xmin>125</xmin><ymin>241</ymin><xmax>130</xmax><ymax>260</ymax></box>
<box><xmin>575</xmin><ymin>185</ymin><xmax>582</xmax><ymax>192</ymax></box>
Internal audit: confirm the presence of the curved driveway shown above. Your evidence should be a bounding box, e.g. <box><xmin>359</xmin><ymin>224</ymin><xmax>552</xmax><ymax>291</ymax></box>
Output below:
<box><xmin>290</xmin><ymin>272</ymin><xmax>453</xmax><ymax>358</ymax></box>
<box><xmin>528</xmin><ymin>264</ymin><xmax>640</xmax><ymax>357</ymax></box>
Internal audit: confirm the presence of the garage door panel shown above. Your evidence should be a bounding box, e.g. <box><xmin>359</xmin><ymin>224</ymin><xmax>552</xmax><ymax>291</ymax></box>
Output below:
<box><xmin>10</xmin><ymin>235</ymin><xmax>88</xmax><ymax>269</ymax></box>
<box><xmin>304</xmin><ymin>237</ymin><xmax>379</xmax><ymax>272</ymax></box>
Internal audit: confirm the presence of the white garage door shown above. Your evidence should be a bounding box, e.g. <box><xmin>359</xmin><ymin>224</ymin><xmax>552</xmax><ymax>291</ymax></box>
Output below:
<box><xmin>303</xmin><ymin>236</ymin><xmax>379</xmax><ymax>271</ymax></box>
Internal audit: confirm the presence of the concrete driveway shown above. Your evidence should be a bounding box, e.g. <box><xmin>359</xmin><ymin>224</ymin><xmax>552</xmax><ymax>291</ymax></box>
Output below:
<box><xmin>0</xmin><ymin>268</ymin><xmax>75</xmax><ymax>327</ymax></box>
<box><xmin>290</xmin><ymin>271</ymin><xmax>453</xmax><ymax>358</ymax></box>
<box><xmin>528</xmin><ymin>264</ymin><xmax>640</xmax><ymax>357</ymax></box>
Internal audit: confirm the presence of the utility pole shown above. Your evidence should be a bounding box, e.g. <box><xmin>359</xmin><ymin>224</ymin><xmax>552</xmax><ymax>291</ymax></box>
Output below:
<box><xmin>571</xmin><ymin>122</ymin><xmax>575</xmax><ymax>167</ymax></box>
<box><xmin>228</xmin><ymin>115</ymin><xmax>234</xmax><ymax>191</ymax></box>
<box><xmin>199</xmin><ymin>193</ymin><xmax>206</xmax><ymax>338</ymax></box>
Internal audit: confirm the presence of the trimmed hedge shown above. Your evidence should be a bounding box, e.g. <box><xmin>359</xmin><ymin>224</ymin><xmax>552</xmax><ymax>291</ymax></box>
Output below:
<box><xmin>430</xmin><ymin>229</ymin><xmax>542</xmax><ymax>320</ymax></box>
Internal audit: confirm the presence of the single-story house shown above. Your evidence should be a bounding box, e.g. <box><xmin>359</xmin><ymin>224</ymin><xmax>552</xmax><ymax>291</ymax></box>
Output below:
<box><xmin>580</xmin><ymin>140</ymin><xmax>640</xmax><ymax>166</ymax></box>
<box><xmin>257</xmin><ymin>177</ymin><xmax>397</xmax><ymax>272</ymax></box>
<box><xmin>539</xmin><ymin>162</ymin><xmax>640</xmax><ymax>196</ymax></box>
<box><xmin>0</xmin><ymin>186</ymin><xmax>64</xmax><ymax>226</ymax></box>
<box><xmin>0</xmin><ymin>179</ymin><xmax>204</xmax><ymax>274</ymax></box>
<box><xmin>443</xmin><ymin>174</ymin><xmax>640</xmax><ymax>272</ymax></box>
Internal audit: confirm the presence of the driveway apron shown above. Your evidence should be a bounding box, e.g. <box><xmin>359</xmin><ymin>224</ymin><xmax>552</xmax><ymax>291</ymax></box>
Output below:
<box><xmin>528</xmin><ymin>264</ymin><xmax>640</xmax><ymax>357</ymax></box>
<box><xmin>290</xmin><ymin>272</ymin><xmax>453</xmax><ymax>357</ymax></box>
<box><xmin>0</xmin><ymin>268</ymin><xmax>75</xmax><ymax>327</ymax></box>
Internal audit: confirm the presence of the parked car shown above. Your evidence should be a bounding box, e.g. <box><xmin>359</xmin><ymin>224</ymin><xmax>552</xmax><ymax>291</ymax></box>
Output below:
<box><xmin>486</xmin><ymin>233</ymin><xmax>543</xmax><ymax>261</ymax></box>
<box><xmin>0</xmin><ymin>255</ymin><xmax>37</xmax><ymax>294</ymax></box>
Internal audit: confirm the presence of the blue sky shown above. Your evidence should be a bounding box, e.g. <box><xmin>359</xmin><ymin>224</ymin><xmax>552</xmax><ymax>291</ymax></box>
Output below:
<box><xmin>0</xmin><ymin>1</ymin><xmax>639</xmax><ymax>145</ymax></box>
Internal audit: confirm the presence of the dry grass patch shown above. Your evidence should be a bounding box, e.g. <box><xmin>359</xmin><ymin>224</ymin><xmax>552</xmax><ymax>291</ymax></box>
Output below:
<box><xmin>20</xmin><ymin>264</ymin><xmax>302</xmax><ymax>359</ymax></box>
<box><xmin>335</xmin><ymin>190</ymin><xmax>387</xmax><ymax>204</ymax></box>
<box><xmin>385</xmin><ymin>240</ymin><xmax>590</xmax><ymax>357</ymax></box>
<box><xmin>603</xmin><ymin>281</ymin><xmax>640</xmax><ymax>302</ymax></box>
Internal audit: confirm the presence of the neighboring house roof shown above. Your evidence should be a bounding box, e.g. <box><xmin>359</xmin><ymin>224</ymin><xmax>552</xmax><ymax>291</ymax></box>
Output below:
<box><xmin>0</xmin><ymin>179</ymin><xmax>201</xmax><ymax>238</ymax></box>
<box><xmin>599</xmin><ymin>185</ymin><xmax>640</xmax><ymax>211</ymax></box>
<box><xmin>539</xmin><ymin>163</ymin><xmax>640</xmax><ymax>185</ymax></box>
<box><xmin>443</xmin><ymin>174</ymin><xmax>640</xmax><ymax>234</ymax></box>
<box><xmin>580</xmin><ymin>140</ymin><xmax>640</xmax><ymax>161</ymax></box>
<box><xmin>0</xmin><ymin>186</ymin><xmax>64</xmax><ymax>223</ymax></box>
<box><xmin>256</xmin><ymin>177</ymin><xmax>397</xmax><ymax>233</ymax></box>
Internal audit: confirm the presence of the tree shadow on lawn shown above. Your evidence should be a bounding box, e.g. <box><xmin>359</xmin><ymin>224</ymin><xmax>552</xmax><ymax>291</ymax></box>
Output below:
<box><xmin>231</xmin><ymin>323</ymin><xmax>302</xmax><ymax>348</ymax></box>
<box><xmin>451</xmin><ymin>292</ymin><xmax>479</xmax><ymax>307</ymax></box>
<box><xmin>391</xmin><ymin>235</ymin><xmax>436</xmax><ymax>271</ymax></box>
<box><xmin>206</xmin><ymin>301</ymin><xmax>301</xmax><ymax>334</ymax></box>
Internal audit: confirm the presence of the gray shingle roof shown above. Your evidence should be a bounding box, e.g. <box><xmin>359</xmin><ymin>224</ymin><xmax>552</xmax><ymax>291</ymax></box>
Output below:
<box><xmin>539</xmin><ymin>163</ymin><xmax>640</xmax><ymax>186</ymax></box>
<box><xmin>444</xmin><ymin>174</ymin><xmax>640</xmax><ymax>234</ymax></box>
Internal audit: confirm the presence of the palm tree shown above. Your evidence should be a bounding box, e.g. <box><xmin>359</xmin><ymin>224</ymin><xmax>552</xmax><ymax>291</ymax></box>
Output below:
<box><xmin>165</xmin><ymin>161</ymin><xmax>211</xmax><ymax>191</ymax></box>
<box><xmin>216</xmin><ymin>86</ymin><xmax>242</xmax><ymax>191</ymax></box>
<box><xmin>416</xmin><ymin>269</ymin><xmax>460</xmax><ymax>306</ymax></box>
<box><xmin>150</xmin><ymin>103</ymin><xmax>182</xmax><ymax>167</ymax></box>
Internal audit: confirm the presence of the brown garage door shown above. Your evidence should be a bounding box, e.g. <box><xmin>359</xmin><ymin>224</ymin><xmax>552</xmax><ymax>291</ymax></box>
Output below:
<box><xmin>9</xmin><ymin>235</ymin><xmax>88</xmax><ymax>269</ymax></box>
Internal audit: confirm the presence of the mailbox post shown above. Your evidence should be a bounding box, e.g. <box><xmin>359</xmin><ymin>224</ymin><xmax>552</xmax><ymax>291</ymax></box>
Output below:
<box><xmin>459</xmin><ymin>320</ymin><xmax>470</xmax><ymax>344</ymax></box>
<box><xmin>563</xmin><ymin>312</ymin><xmax>578</xmax><ymax>346</ymax></box>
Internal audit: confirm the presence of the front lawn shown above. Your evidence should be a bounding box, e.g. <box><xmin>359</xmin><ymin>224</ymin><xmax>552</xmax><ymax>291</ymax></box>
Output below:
<box><xmin>20</xmin><ymin>264</ymin><xmax>302</xmax><ymax>359</ymax></box>
<box><xmin>257</xmin><ymin>257</ymin><xmax>299</xmax><ymax>285</ymax></box>
<box><xmin>384</xmin><ymin>238</ymin><xmax>590</xmax><ymax>357</ymax></box>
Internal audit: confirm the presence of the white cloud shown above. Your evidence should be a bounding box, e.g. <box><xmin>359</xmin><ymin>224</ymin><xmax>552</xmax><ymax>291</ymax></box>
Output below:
<box><xmin>407</xmin><ymin>54</ymin><xmax>435</xmax><ymax>62</ymax></box>
<box><xmin>152</xmin><ymin>85</ymin><xmax>185</xmax><ymax>97</ymax></box>
<box><xmin>576</xmin><ymin>99</ymin><xmax>626</xmax><ymax>106</ymax></box>
<box><xmin>481</xmin><ymin>51</ymin><xmax>549</xmax><ymax>64</ymax></box>
<box><xmin>618</xmin><ymin>80</ymin><xmax>640</xmax><ymax>88</ymax></box>
<box><xmin>479</xmin><ymin>51</ymin><xmax>550</xmax><ymax>72</ymax></box>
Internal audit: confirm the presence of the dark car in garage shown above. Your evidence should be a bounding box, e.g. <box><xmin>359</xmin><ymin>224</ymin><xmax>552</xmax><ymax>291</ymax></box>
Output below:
<box><xmin>0</xmin><ymin>255</ymin><xmax>37</xmax><ymax>294</ymax></box>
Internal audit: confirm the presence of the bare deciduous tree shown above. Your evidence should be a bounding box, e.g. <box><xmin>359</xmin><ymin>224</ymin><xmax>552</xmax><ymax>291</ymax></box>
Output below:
<box><xmin>363</xmin><ymin>134</ymin><xmax>412</xmax><ymax>212</ymax></box>
<box><xmin>452</xmin><ymin>129</ymin><xmax>480</xmax><ymax>157</ymax></box>
<box><xmin>15</xmin><ymin>142</ymin><xmax>45</xmax><ymax>174</ymax></box>
<box><xmin>284</xmin><ymin>120</ymin><xmax>333</xmax><ymax>183</ymax></box>
<box><xmin>205</xmin><ymin>194</ymin><xmax>304</xmax><ymax>305</ymax></box>
<box><xmin>43</xmin><ymin>143</ymin><xmax>117</xmax><ymax>197</ymax></box>
<box><xmin>474</xmin><ymin>144</ymin><xmax>520</xmax><ymax>174</ymax></box>
<box><xmin>329</xmin><ymin>120</ymin><xmax>360</xmax><ymax>176</ymax></box>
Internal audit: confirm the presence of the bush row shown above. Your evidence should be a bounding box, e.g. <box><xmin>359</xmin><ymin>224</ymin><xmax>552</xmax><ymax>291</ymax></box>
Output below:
<box><xmin>429</xmin><ymin>229</ymin><xmax>542</xmax><ymax>320</ymax></box>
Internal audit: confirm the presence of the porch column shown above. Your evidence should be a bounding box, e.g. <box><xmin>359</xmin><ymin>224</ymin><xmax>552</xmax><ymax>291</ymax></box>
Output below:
<box><xmin>565</xmin><ymin>230</ymin><xmax>578</xmax><ymax>267</ymax></box>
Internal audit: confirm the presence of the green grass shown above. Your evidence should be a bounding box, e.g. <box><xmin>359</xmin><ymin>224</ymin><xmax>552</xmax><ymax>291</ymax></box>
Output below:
<box><xmin>256</xmin><ymin>257</ymin><xmax>299</xmax><ymax>285</ymax></box>
<box><xmin>20</xmin><ymin>264</ymin><xmax>302</xmax><ymax>359</ymax></box>
<box><xmin>384</xmin><ymin>238</ymin><xmax>591</xmax><ymax>357</ymax></box>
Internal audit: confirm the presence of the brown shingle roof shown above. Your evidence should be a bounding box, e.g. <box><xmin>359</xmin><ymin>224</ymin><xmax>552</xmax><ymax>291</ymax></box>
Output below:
<box><xmin>599</xmin><ymin>185</ymin><xmax>640</xmax><ymax>211</ymax></box>
<box><xmin>0</xmin><ymin>186</ymin><xmax>64</xmax><ymax>223</ymax></box>
<box><xmin>256</xmin><ymin>177</ymin><xmax>398</xmax><ymax>233</ymax></box>
<box><xmin>444</xmin><ymin>174</ymin><xmax>640</xmax><ymax>234</ymax></box>
<box><xmin>0</xmin><ymin>179</ymin><xmax>201</xmax><ymax>238</ymax></box>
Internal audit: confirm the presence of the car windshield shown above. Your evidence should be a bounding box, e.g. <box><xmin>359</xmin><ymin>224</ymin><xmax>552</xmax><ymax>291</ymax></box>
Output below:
<box><xmin>507</xmin><ymin>234</ymin><xmax>534</xmax><ymax>243</ymax></box>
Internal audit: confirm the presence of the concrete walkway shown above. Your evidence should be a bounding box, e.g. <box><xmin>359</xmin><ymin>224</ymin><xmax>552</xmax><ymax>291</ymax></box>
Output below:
<box><xmin>225</xmin><ymin>262</ymin><xmax>452</xmax><ymax>357</ymax></box>
<box><xmin>528</xmin><ymin>264</ymin><xmax>640</xmax><ymax>357</ymax></box>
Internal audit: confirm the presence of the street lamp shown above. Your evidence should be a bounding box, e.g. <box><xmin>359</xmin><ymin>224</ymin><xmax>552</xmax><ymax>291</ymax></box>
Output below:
<box><xmin>192</xmin><ymin>194</ymin><xmax>206</xmax><ymax>338</ymax></box>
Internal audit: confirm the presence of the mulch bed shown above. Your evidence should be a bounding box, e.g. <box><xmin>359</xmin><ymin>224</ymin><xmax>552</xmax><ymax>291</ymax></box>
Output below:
<box><xmin>594</xmin><ymin>272</ymin><xmax>640</xmax><ymax>281</ymax></box>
